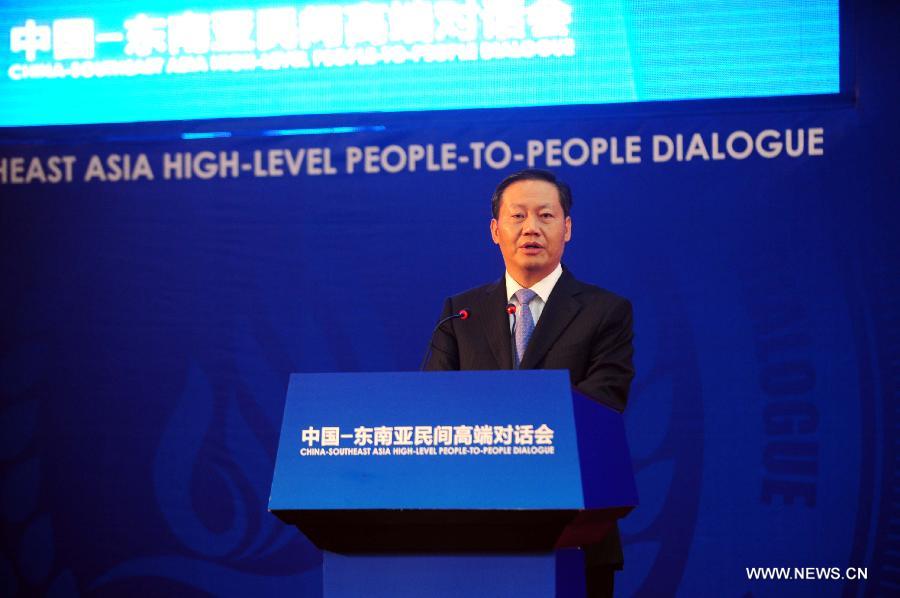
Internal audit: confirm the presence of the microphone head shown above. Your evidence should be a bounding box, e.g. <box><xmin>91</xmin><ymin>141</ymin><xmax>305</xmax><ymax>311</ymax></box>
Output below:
<box><xmin>458</xmin><ymin>309</ymin><xmax>470</xmax><ymax>320</ymax></box>
<box><xmin>506</xmin><ymin>304</ymin><xmax>517</xmax><ymax>315</ymax></box>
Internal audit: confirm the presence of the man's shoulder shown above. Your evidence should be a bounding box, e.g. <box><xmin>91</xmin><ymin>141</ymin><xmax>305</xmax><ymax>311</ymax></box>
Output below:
<box><xmin>570</xmin><ymin>278</ymin><xmax>631</xmax><ymax>305</ymax></box>
<box><xmin>559</xmin><ymin>270</ymin><xmax>632</xmax><ymax>310</ymax></box>
<box><xmin>445</xmin><ymin>278</ymin><xmax>503</xmax><ymax>305</ymax></box>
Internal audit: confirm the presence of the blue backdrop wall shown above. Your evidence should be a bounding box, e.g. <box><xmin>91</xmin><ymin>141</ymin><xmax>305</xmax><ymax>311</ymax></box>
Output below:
<box><xmin>2</xmin><ymin>2</ymin><xmax>899</xmax><ymax>597</ymax></box>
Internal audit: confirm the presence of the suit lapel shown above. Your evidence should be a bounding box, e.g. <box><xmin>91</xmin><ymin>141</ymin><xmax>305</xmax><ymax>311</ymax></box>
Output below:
<box><xmin>520</xmin><ymin>269</ymin><xmax>583</xmax><ymax>370</ymax></box>
<box><xmin>482</xmin><ymin>278</ymin><xmax>514</xmax><ymax>369</ymax></box>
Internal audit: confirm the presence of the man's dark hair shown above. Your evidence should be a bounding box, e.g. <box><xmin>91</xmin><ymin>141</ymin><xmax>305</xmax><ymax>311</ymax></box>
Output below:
<box><xmin>490</xmin><ymin>169</ymin><xmax>573</xmax><ymax>219</ymax></box>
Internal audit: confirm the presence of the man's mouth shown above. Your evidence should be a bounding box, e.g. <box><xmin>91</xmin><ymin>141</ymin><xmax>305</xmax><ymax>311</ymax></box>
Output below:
<box><xmin>520</xmin><ymin>242</ymin><xmax>543</xmax><ymax>253</ymax></box>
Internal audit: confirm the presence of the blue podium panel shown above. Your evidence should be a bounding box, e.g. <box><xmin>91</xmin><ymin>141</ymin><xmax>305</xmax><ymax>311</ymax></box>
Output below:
<box><xmin>269</xmin><ymin>370</ymin><xmax>637</xmax><ymax>552</ymax></box>
<box><xmin>270</xmin><ymin>370</ymin><xmax>583</xmax><ymax>510</ymax></box>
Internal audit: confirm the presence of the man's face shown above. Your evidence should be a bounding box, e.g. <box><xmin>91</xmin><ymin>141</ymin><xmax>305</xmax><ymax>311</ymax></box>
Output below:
<box><xmin>490</xmin><ymin>179</ymin><xmax>572</xmax><ymax>287</ymax></box>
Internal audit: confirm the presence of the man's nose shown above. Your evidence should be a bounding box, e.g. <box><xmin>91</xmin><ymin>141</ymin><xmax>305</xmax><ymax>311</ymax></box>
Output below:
<box><xmin>522</xmin><ymin>214</ymin><xmax>541</xmax><ymax>233</ymax></box>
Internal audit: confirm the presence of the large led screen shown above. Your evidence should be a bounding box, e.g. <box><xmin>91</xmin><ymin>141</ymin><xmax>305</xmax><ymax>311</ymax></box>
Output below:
<box><xmin>1</xmin><ymin>0</ymin><xmax>840</xmax><ymax>127</ymax></box>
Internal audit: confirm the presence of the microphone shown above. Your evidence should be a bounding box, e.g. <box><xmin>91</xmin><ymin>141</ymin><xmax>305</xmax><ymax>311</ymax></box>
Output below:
<box><xmin>506</xmin><ymin>303</ymin><xmax>518</xmax><ymax>368</ymax></box>
<box><xmin>506</xmin><ymin>303</ymin><xmax>517</xmax><ymax>337</ymax></box>
<box><xmin>420</xmin><ymin>308</ymin><xmax>471</xmax><ymax>370</ymax></box>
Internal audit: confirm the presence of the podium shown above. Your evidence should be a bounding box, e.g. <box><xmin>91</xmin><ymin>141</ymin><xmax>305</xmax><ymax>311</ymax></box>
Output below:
<box><xmin>269</xmin><ymin>370</ymin><xmax>638</xmax><ymax>597</ymax></box>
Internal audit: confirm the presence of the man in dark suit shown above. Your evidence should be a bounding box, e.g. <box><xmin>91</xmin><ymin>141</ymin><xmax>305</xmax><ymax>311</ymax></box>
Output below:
<box><xmin>424</xmin><ymin>169</ymin><xmax>634</xmax><ymax>597</ymax></box>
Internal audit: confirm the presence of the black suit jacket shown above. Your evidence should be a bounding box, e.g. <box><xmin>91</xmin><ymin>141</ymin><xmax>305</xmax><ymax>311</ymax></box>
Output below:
<box><xmin>424</xmin><ymin>267</ymin><xmax>635</xmax><ymax>565</ymax></box>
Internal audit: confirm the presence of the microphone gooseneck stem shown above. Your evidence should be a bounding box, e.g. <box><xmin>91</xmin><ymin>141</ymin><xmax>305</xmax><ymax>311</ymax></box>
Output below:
<box><xmin>420</xmin><ymin>309</ymin><xmax>470</xmax><ymax>371</ymax></box>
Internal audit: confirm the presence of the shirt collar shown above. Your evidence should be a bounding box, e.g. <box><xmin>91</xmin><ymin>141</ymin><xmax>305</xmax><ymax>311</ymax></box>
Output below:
<box><xmin>505</xmin><ymin>264</ymin><xmax>564</xmax><ymax>304</ymax></box>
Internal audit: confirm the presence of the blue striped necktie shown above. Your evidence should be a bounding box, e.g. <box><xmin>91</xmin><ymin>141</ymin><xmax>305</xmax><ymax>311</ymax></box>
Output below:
<box><xmin>514</xmin><ymin>288</ymin><xmax>537</xmax><ymax>368</ymax></box>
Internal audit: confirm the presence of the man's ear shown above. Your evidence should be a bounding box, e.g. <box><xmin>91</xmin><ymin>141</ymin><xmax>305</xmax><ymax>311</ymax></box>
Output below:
<box><xmin>564</xmin><ymin>216</ymin><xmax>572</xmax><ymax>242</ymax></box>
<box><xmin>490</xmin><ymin>218</ymin><xmax>500</xmax><ymax>245</ymax></box>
